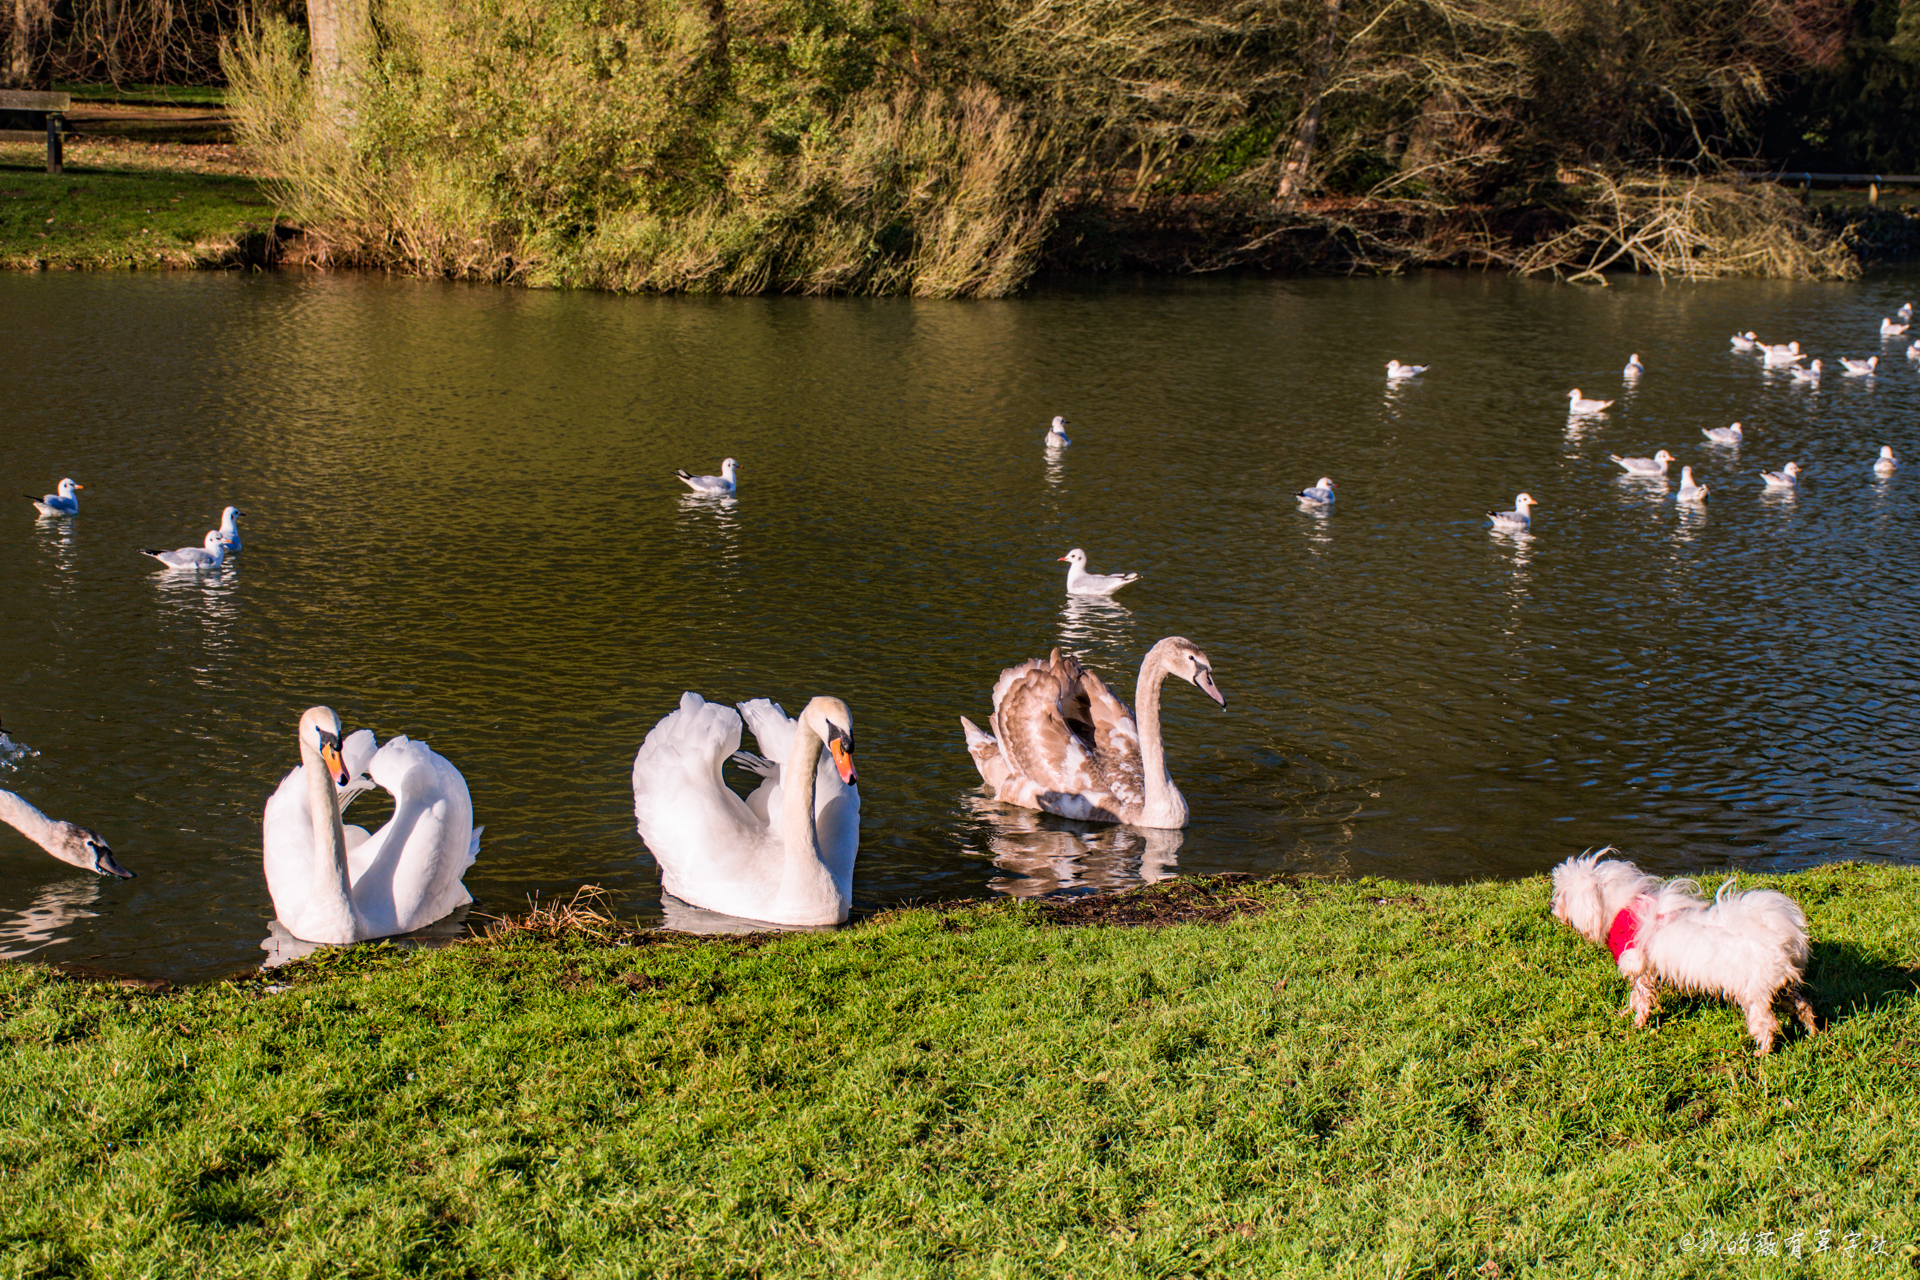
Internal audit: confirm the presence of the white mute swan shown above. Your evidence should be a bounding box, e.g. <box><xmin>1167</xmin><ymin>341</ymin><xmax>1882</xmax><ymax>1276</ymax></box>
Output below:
<box><xmin>0</xmin><ymin>788</ymin><xmax>134</xmax><ymax>878</ymax></box>
<box><xmin>218</xmin><ymin>507</ymin><xmax>246</xmax><ymax>552</ymax></box>
<box><xmin>1297</xmin><ymin>478</ymin><xmax>1337</xmax><ymax>504</ymax></box>
<box><xmin>960</xmin><ymin>637</ymin><xmax>1224</xmax><ymax>830</ymax></box>
<box><xmin>1060</xmin><ymin>548</ymin><xmax>1138</xmax><ymax>596</ymax></box>
<box><xmin>1610</xmin><ymin>450</ymin><xmax>1675</xmax><ymax>476</ymax></box>
<box><xmin>263</xmin><ymin>706</ymin><xmax>480</xmax><ymax>945</ymax></box>
<box><xmin>141</xmin><ymin>530</ymin><xmax>230</xmax><ymax>571</ymax></box>
<box><xmin>633</xmin><ymin>692</ymin><xmax>859</xmax><ymax>927</ymax></box>
<box><xmin>675</xmin><ymin>458</ymin><xmax>738</xmax><ymax>495</ymax></box>
<box><xmin>27</xmin><ymin>479</ymin><xmax>82</xmax><ymax>516</ymax></box>
<box><xmin>1045</xmin><ymin>416</ymin><xmax>1071</xmax><ymax>447</ymax></box>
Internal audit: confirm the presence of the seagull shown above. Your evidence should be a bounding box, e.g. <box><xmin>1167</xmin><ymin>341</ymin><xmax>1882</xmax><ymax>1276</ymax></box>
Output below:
<box><xmin>1789</xmin><ymin>359</ymin><xmax>1823</xmax><ymax>385</ymax></box>
<box><xmin>1909</xmin><ymin>339</ymin><xmax>1920</xmax><ymax>360</ymax></box>
<box><xmin>1899</xmin><ymin>302</ymin><xmax>1914</xmax><ymax>323</ymax></box>
<box><xmin>1044</xmin><ymin>416</ymin><xmax>1071</xmax><ymax>447</ymax></box>
<box><xmin>217</xmin><ymin>506</ymin><xmax>245</xmax><ymax>553</ymax></box>
<box><xmin>1703</xmin><ymin>422</ymin><xmax>1744</xmax><ymax>445</ymax></box>
<box><xmin>1729</xmin><ymin>331</ymin><xmax>1758</xmax><ymax>351</ymax></box>
<box><xmin>1675</xmin><ymin>466</ymin><xmax>1710</xmax><ymax>503</ymax></box>
<box><xmin>26</xmin><ymin>478</ymin><xmax>82</xmax><ymax>516</ymax></box>
<box><xmin>1840</xmin><ymin>356</ymin><xmax>1878</xmax><ymax>376</ymax></box>
<box><xmin>1875</xmin><ymin>446</ymin><xmax>1899</xmax><ymax>476</ymax></box>
<box><xmin>674</xmin><ymin>457</ymin><xmax>738</xmax><ymax>495</ymax></box>
<box><xmin>1296</xmin><ymin>477</ymin><xmax>1337</xmax><ymax>504</ymax></box>
<box><xmin>1059</xmin><ymin>548</ymin><xmax>1138</xmax><ymax>596</ymax></box>
<box><xmin>1761</xmin><ymin>341</ymin><xmax>1806</xmax><ymax>367</ymax></box>
<box><xmin>1487</xmin><ymin>493</ymin><xmax>1539</xmax><ymax>531</ymax></box>
<box><xmin>1882</xmin><ymin>318</ymin><xmax>1909</xmax><ymax>338</ymax></box>
<box><xmin>140</xmin><ymin>530</ymin><xmax>231</xmax><ymax>571</ymax></box>
<box><xmin>1609</xmin><ymin>449</ymin><xmax>1676</xmax><ymax>476</ymax></box>
<box><xmin>1623</xmin><ymin>353</ymin><xmax>1644</xmax><ymax>378</ymax></box>
<box><xmin>1567</xmin><ymin>389</ymin><xmax>1614</xmax><ymax>415</ymax></box>
<box><xmin>1760</xmin><ymin>462</ymin><xmax>1802</xmax><ymax>489</ymax></box>
<box><xmin>1386</xmin><ymin>360</ymin><xmax>1428</xmax><ymax>380</ymax></box>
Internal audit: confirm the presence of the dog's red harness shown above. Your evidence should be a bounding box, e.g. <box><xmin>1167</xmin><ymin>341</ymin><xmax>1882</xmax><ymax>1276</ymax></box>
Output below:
<box><xmin>1607</xmin><ymin>895</ymin><xmax>1654</xmax><ymax>966</ymax></box>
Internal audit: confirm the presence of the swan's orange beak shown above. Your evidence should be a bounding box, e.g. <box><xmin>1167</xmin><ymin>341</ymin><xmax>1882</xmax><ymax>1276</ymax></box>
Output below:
<box><xmin>318</xmin><ymin>738</ymin><xmax>349</xmax><ymax>786</ymax></box>
<box><xmin>827</xmin><ymin>728</ymin><xmax>858</xmax><ymax>785</ymax></box>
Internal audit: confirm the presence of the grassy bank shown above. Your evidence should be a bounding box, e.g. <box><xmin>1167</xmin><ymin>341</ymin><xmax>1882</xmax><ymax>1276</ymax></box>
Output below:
<box><xmin>0</xmin><ymin>157</ymin><xmax>277</xmax><ymax>271</ymax></box>
<box><xmin>4</xmin><ymin>866</ymin><xmax>1917</xmax><ymax>1276</ymax></box>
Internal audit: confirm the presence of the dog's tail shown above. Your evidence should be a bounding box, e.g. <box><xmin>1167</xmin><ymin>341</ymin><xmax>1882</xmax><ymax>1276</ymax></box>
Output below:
<box><xmin>1710</xmin><ymin>879</ymin><xmax>1811</xmax><ymax>966</ymax></box>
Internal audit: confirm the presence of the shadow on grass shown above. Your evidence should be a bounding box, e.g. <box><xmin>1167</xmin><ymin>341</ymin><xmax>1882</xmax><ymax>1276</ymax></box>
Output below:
<box><xmin>1807</xmin><ymin>939</ymin><xmax>1920</xmax><ymax>1028</ymax></box>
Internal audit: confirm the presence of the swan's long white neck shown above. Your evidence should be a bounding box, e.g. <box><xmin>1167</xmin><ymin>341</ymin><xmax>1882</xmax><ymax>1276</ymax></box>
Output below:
<box><xmin>1133</xmin><ymin>646</ymin><xmax>1187</xmax><ymax>829</ymax></box>
<box><xmin>302</xmin><ymin>737</ymin><xmax>358</xmax><ymax>939</ymax></box>
<box><xmin>0</xmin><ymin>788</ymin><xmax>59</xmax><ymax>852</ymax></box>
<box><xmin>776</xmin><ymin>714</ymin><xmax>832</xmax><ymax>902</ymax></box>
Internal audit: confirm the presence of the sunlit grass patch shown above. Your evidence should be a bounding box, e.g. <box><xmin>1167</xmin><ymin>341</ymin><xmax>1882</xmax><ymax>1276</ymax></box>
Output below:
<box><xmin>0</xmin><ymin>160</ymin><xmax>276</xmax><ymax>269</ymax></box>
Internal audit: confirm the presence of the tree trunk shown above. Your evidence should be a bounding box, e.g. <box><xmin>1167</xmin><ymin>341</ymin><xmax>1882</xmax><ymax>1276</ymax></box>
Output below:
<box><xmin>307</xmin><ymin>0</ymin><xmax>370</xmax><ymax>129</ymax></box>
<box><xmin>1275</xmin><ymin>0</ymin><xmax>1343</xmax><ymax>206</ymax></box>
<box><xmin>6</xmin><ymin>0</ymin><xmax>50</xmax><ymax>87</ymax></box>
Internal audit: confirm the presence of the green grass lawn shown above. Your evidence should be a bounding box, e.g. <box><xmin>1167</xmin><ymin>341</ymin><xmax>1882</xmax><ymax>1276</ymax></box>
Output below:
<box><xmin>2</xmin><ymin>866</ymin><xmax>1917</xmax><ymax>1277</ymax></box>
<box><xmin>52</xmin><ymin>82</ymin><xmax>228</xmax><ymax>108</ymax></box>
<box><xmin>0</xmin><ymin>164</ymin><xmax>276</xmax><ymax>270</ymax></box>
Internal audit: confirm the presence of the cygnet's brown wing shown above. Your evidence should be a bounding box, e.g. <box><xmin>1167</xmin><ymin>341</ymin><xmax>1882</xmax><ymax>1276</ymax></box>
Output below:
<box><xmin>990</xmin><ymin>650</ymin><xmax>1109</xmax><ymax>806</ymax></box>
<box><xmin>1072</xmin><ymin>664</ymin><xmax>1147</xmax><ymax>816</ymax></box>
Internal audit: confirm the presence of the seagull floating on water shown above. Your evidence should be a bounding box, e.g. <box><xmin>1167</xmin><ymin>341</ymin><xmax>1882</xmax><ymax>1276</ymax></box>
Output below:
<box><xmin>1609</xmin><ymin>449</ymin><xmax>1676</xmax><ymax>476</ymax></box>
<box><xmin>1386</xmin><ymin>360</ymin><xmax>1428</xmax><ymax>381</ymax></box>
<box><xmin>1898</xmin><ymin>302</ymin><xmax>1914</xmax><ymax>323</ymax></box>
<box><xmin>1296</xmin><ymin>477</ymin><xmax>1337</xmax><ymax>504</ymax></box>
<box><xmin>1789</xmin><ymin>359</ymin><xmax>1822</xmax><ymax>385</ymax></box>
<box><xmin>1703</xmin><ymin>422</ymin><xmax>1744</xmax><ymax>445</ymax></box>
<box><xmin>1675</xmin><ymin>466</ymin><xmax>1710</xmax><ymax>503</ymax></box>
<box><xmin>1729</xmin><ymin>331</ymin><xmax>1758</xmax><ymax>351</ymax></box>
<box><xmin>1909</xmin><ymin>339</ymin><xmax>1920</xmax><ymax>360</ymax></box>
<box><xmin>1875</xmin><ymin>446</ymin><xmax>1899</xmax><ymax>476</ymax></box>
<box><xmin>675</xmin><ymin>457</ymin><xmax>738</xmax><ymax>496</ymax></box>
<box><xmin>1044</xmin><ymin>416</ymin><xmax>1071</xmax><ymax>447</ymax></box>
<box><xmin>1059</xmin><ymin>548</ymin><xmax>1139</xmax><ymax>596</ymax></box>
<box><xmin>26</xmin><ymin>478</ymin><xmax>82</xmax><ymax>517</ymax></box>
<box><xmin>141</xmin><ymin>530</ymin><xmax>231</xmax><ymax>571</ymax></box>
<box><xmin>1624</xmin><ymin>353</ymin><xmax>1644</xmax><ymax>378</ymax></box>
<box><xmin>1761</xmin><ymin>342</ymin><xmax>1806</xmax><ymax>367</ymax></box>
<box><xmin>217</xmin><ymin>506</ymin><xmax>246</xmax><ymax>553</ymax></box>
<box><xmin>1487</xmin><ymin>493</ymin><xmax>1539</xmax><ymax>531</ymax></box>
<box><xmin>1760</xmin><ymin>462</ymin><xmax>1802</xmax><ymax>489</ymax></box>
<box><xmin>1839</xmin><ymin>356</ymin><xmax>1878</xmax><ymax>376</ymax></box>
<box><xmin>1567</xmin><ymin>389</ymin><xmax>1614</xmax><ymax>415</ymax></box>
<box><xmin>1881</xmin><ymin>318</ymin><xmax>1909</xmax><ymax>338</ymax></box>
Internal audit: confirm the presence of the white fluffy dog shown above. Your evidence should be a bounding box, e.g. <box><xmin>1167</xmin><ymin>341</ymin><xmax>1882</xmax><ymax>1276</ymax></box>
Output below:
<box><xmin>1550</xmin><ymin>849</ymin><xmax>1817</xmax><ymax>1055</ymax></box>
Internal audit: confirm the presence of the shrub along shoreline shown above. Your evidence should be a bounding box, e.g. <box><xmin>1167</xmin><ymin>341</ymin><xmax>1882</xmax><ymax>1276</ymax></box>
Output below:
<box><xmin>3</xmin><ymin>866</ymin><xmax>1916</xmax><ymax>1274</ymax></box>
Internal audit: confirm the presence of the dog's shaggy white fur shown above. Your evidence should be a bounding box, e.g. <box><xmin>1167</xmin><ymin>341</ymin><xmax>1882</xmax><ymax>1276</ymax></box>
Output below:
<box><xmin>1549</xmin><ymin>848</ymin><xmax>1817</xmax><ymax>1055</ymax></box>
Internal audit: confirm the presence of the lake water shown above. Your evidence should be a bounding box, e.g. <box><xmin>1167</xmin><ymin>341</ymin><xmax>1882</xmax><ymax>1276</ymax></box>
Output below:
<box><xmin>2</xmin><ymin>267</ymin><xmax>1917</xmax><ymax>981</ymax></box>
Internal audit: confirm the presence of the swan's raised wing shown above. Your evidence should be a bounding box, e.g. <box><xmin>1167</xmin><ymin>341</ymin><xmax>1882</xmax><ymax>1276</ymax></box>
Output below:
<box><xmin>346</xmin><ymin>735</ymin><xmax>476</xmax><ymax>935</ymax></box>
<box><xmin>633</xmin><ymin>692</ymin><xmax>764</xmax><ymax>873</ymax></box>
<box><xmin>989</xmin><ymin>650</ymin><xmax>1109</xmax><ymax>804</ymax></box>
<box><xmin>1069</xmin><ymin>663</ymin><xmax>1148</xmax><ymax>815</ymax></box>
<box><xmin>735</xmin><ymin>699</ymin><xmax>795</xmax><ymax>824</ymax></box>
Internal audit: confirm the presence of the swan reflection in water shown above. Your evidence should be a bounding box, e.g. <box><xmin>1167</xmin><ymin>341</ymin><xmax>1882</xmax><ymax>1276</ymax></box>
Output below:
<box><xmin>0</xmin><ymin>878</ymin><xmax>100</xmax><ymax>960</ymax></box>
<box><xmin>1058</xmin><ymin>593</ymin><xmax>1133</xmax><ymax>653</ymax></box>
<box><xmin>259</xmin><ymin>904</ymin><xmax>473</xmax><ymax>968</ymax></box>
<box><xmin>961</xmin><ymin>795</ymin><xmax>1182</xmax><ymax>898</ymax></box>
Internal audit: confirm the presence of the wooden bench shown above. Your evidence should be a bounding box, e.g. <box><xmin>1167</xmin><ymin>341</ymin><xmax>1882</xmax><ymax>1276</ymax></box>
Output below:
<box><xmin>0</xmin><ymin>89</ymin><xmax>71</xmax><ymax>173</ymax></box>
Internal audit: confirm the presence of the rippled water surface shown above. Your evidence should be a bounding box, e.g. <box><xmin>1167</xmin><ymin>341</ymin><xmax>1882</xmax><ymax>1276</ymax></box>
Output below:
<box><xmin>3</xmin><ymin>268</ymin><xmax>1918</xmax><ymax>980</ymax></box>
